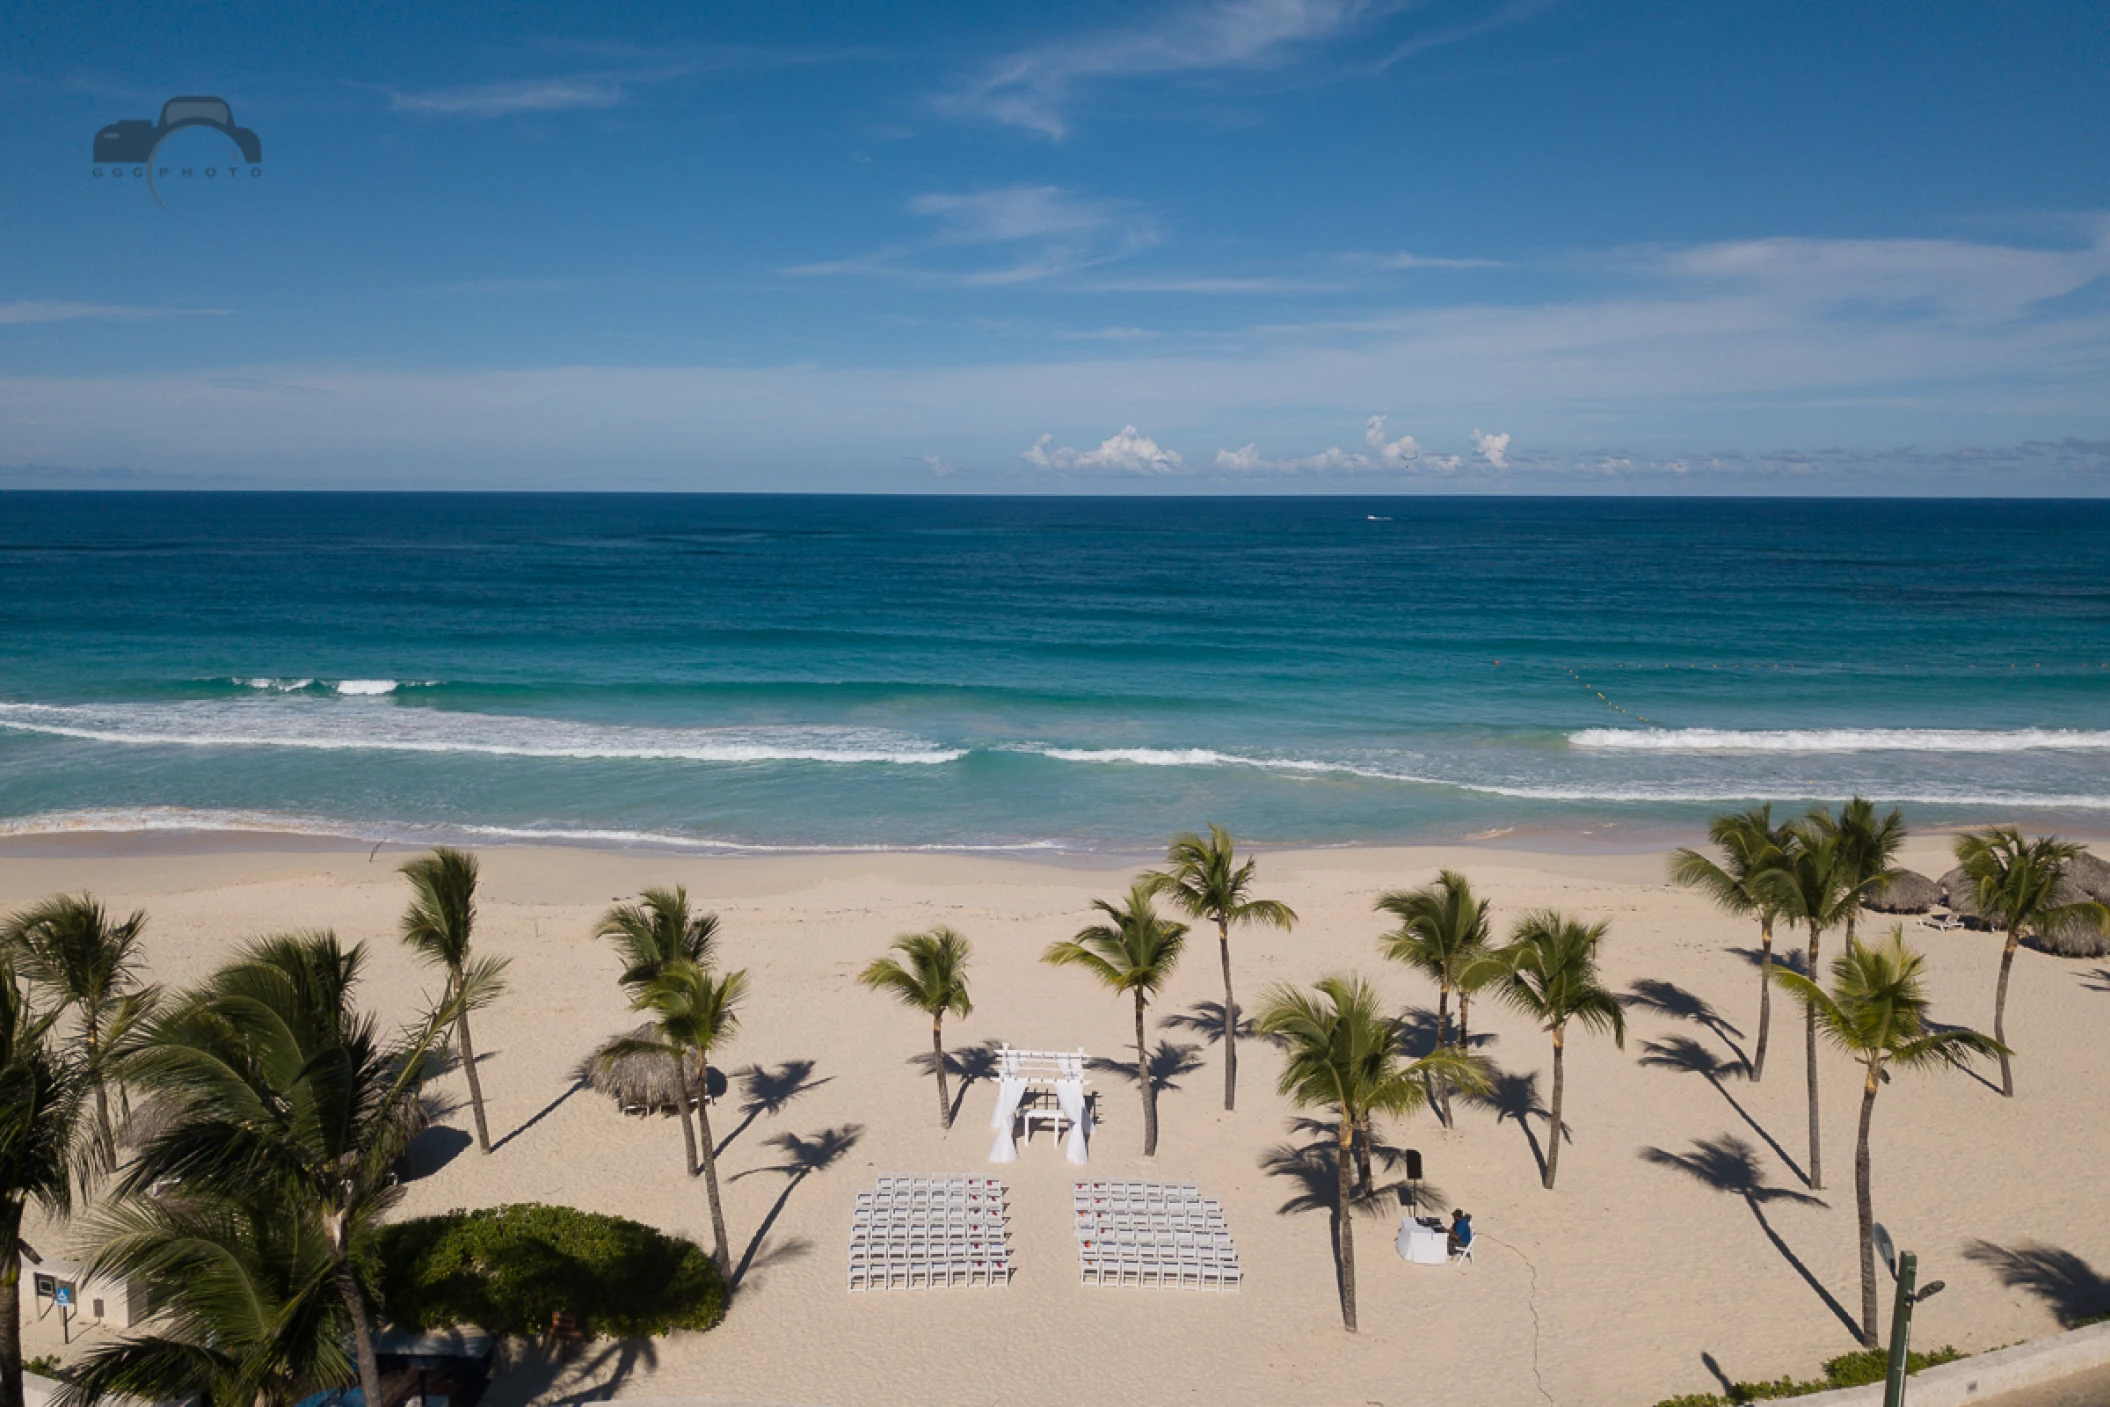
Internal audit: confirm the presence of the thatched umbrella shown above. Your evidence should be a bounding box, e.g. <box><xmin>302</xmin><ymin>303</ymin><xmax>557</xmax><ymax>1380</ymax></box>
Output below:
<box><xmin>2033</xmin><ymin>875</ymin><xmax>2110</xmax><ymax>958</ymax></box>
<box><xmin>586</xmin><ymin>1025</ymin><xmax>726</xmax><ymax>1113</ymax></box>
<box><xmin>2069</xmin><ymin>849</ymin><xmax>2110</xmax><ymax>903</ymax></box>
<box><xmin>1937</xmin><ymin>866</ymin><xmax>1993</xmax><ymax>928</ymax></box>
<box><xmin>1864</xmin><ymin>870</ymin><xmax>1940</xmax><ymax>914</ymax></box>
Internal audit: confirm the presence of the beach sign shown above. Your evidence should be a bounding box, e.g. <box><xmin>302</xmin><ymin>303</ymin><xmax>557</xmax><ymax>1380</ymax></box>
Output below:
<box><xmin>33</xmin><ymin>1274</ymin><xmax>54</xmax><ymax>1300</ymax></box>
<box><xmin>53</xmin><ymin>1282</ymin><xmax>74</xmax><ymax>1307</ymax></box>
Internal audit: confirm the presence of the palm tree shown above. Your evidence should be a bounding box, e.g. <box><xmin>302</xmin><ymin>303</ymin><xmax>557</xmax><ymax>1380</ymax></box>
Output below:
<box><xmin>1255</xmin><ymin>975</ymin><xmax>1485</xmax><ymax>1333</ymax></box>
<box><xmin>1954</xmin><ymin>828</ymin><xmax>2110</xmax><ymax>1097</ymax></box>
<box><xmin>597</xmin><ymin>960</ymin><xmax>746</xmax><ymax>1274</ymax></box>
<box><xmin>594</xmin><ymin>886</ymin><xmax>721</xmax><ymax>987</ymax></box>
<box><xmin>120</xmin><ymin>933</ymin><xmax>454</xmax><ymax>1407</ymax></box>
<box><xmin>1485</xmin><ymin>912</ymin><xmax>1626</xmax><ymax>1191</ymax></box>
<box><xmin>1772</xmin><ymin>928</ymin><xmax>2002</xmax><ymax>1346</ymax></box>
<box><xmin>1145</xmin><ymin>825</ymin><xmax>1297</xmax><ymax>1112</ymax></box>
<box><xmin>858</xmin><ymin>927</ymin><xmax>973</xmax><ymax>1129</ymax></box>
<box><xmin>59</xmin><ymin>1195</ymin><xmax>354</xmax><ymax>1407</ymax></box>
<box><xmin>1670</xmin><ymin>806</ymin><xmax>1792</xmax><ymax>1080</ymax></box>
<box><xmin>399</xmin><ymin>848</ymin><xmax>510</xmax><ymax>1154</ymax></box>
<box><xmin>1376</xmin><ymin>869</ymin><xmax>1491</xmax><ymax>1122</ymax></box>
<box><xmin>1809</xmin><ymin>798</ymin><xmax>1909</xmax><ymax>947</ymax></box>
<box><xmin>1755</xmin><ymin>824</ymin><xmax>1856</xmax><ymax>1190</ymax></box>
<box><xmin>1</xmin><ymin>961</ymin><xmax>81</xmax><ymax>1407</ymax></box>
<box><xmin>1043</xmin><ymin>882</ymin><xmax>1188</xmax><ymax>1156</ymax></box>
<box><xmin>3</xmin><ymin>893</ymin><xmax>157</xmax><ymax>1172</ymax></box>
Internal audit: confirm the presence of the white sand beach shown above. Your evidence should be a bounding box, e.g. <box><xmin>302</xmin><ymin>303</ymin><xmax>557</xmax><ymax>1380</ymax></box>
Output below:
<box><xmin>9</xmin><ymin>836</ymin><xmax>2108</xmax><ymax>1407</ymax></box>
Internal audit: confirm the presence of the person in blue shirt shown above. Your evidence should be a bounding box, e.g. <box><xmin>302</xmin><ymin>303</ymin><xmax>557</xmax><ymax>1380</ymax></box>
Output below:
<box><xmin>1447</xmin><ymin>1209</ymin><xmax>1473</xmax><ymax>1256</ymax></box>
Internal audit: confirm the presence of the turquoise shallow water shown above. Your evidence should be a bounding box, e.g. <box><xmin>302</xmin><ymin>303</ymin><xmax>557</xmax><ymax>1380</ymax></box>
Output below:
<box><xmin>1</xmin><ymin>492</ymin><xmax>2107</xmax><ymax>852</ymax></box>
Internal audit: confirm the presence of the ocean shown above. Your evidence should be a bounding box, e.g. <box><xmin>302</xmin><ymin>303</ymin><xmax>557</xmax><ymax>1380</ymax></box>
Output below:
<box><xmin>2</xmin><ymin>492</ymin><xmax>2107</xmax><ymax>854</ymax></box>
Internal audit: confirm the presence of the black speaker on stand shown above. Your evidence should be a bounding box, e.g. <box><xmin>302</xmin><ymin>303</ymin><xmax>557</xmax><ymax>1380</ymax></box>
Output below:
<box><xmin>1402</xmin><ymin>1148</ymin><xmax>1424</xmax><ymax>1213</ymax></box>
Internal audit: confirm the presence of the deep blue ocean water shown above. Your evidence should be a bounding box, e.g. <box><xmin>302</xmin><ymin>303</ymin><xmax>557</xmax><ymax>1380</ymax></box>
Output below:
<box><xmin>2</xmin><ymin>493</ymin><xmax>2107</xmax><ymax>853</ymax></box>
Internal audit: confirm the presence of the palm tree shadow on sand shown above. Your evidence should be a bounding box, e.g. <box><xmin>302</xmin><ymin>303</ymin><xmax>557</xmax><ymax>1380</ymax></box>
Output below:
<box><xmin>1962</xmin><ymin>1241</ymin><xmax>2110</xmax><ymax>1328</ymax></box>
<box><xmin>2081</xmin><ymin>968</ymin><xmax>2110</xmax><ymax>994</ymax></box>
<box><xmin>1625</xmin><ymin>978</ymin><xmax>1749</xmax><ymax>1069</ymax></box>
<box><xmin>911</xmin><ymin>1038</ymin><xmax>1001</xmax><ymax>1126</ymax></box>
<box><xmin>728</xmin><ymin>1123</ymin><xmax>864</xmax><ymax>1290</ymax></box>
<box><xmin>1642</xmin><ymin>1135</ymin><xmax>1855</xmax><ymax>1340</ymax></box>
<box><xmin>1463</xmin><ymin>1064</ymin><xmax>1565</xmax><ymax>1183</ymax></box>
<box><xmin>479</xmin><ymin>1336</ymin><xmax>660</xmax><ymax>1407</ymax></box>
<box><xmin>1089</xmin><ymin>1040</ymin><xmax>1204</xmax><ymax>1097</ymax></box>
<box><xmin>1639</xmin><ymin>1036</ymin><xmax>1807</xmax><ymax>1184</ymax></box>
<box><xmin>1160</xmin><ymin>1000</ymin><xmax>1260</xmax><ymax>1047</ymax></box>
<box><xmin>714</xmin><ymin>1059</ymin><xmax>832</xmax><ymax>1157</ymax></box>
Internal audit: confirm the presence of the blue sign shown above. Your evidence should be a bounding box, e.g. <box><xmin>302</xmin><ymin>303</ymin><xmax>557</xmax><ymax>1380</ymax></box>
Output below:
<box><xmin>53</xmin><ymin>1284</ymin><xmax>74</xmax><ymax>1308</ymax></box>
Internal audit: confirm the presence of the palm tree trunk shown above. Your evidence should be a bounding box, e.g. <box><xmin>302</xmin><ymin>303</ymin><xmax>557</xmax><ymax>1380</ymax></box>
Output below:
<box><xmin>1136</xmin><ymin>993</ymin><xmax>1158</xmax><ymax>1157</ymax></box>
<box><xmin>335</xmin><ymin>1254</ymin><xmax>386</xmax><ymax>1407</ymax></box>
<box><xmin>693</xmin><ymin>1076</ymin><xmax>733</xmax><ymax>1275</ymax></box>
<box><xmin>1458</xmin><ymin>991</ymin><xmax>1472</xmax><ymax>1052</ymax></box>
<box><xmin>1544</xmin><ymin>1027</ymin><xmax>1566</xmax><ymax>1191</ymax></box>
<box><xmin>932</xmin><ymin>1019</ymin><xmax>952</xmax><ymax>1130</ymax></box>
<box><xmin>1752</xmin><ymin>919</ymin><xmax>1773</xmax><ymax>1082</ymax></box>
<box><xmin>673</xmin><ymin>1055</ymin><xmax>700</xmax><ymax>1178</ymax></box>
<box><xmin>1335</xmin><ymin>1116</ymin><xmax>1359</xmax><ymax>1333</ymax></box>
<box><xmin>456</xmin><ymin>1008</ymin><xmax>492</xmax><ymax>1154</ymax></box>
<box><xmin>1218</xmin><ymin>919</ymin><xmax>1237</xmax><ymax>1113</ymax></box>
<box><xmin>1354</xmin><ymin>1116</ymin><xmax>1374</xmax><ymax>1198</ymax></box>
<box><xmin>1995</xmin><ymin>929</ymin><xmax>2019</xmax><ymax>1097</ymax></box>
<box><xmin>1435</xmin><ymin>982</ymin><xmax>1453</xmax><ymax>1125</ymax></box>
<box><xmin>1806</xmin><ymin>921</ymin><xmax>1824</xmax><ymax>1191</ymax></box>
<box><xmin>1</xmin><ymin>1203</ymin><xmax>25</xmax><ymax>1407</ymax></box>
<box><xmin>1855</xmin><ymin>1065</ymin><xmax>1881</xmax><ymax>1348</ymax></box>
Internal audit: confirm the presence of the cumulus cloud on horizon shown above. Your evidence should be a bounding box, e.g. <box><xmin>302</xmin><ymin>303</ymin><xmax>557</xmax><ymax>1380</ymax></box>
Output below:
<box><xmin>1024</xmin><ymin>424</ymin><xmax>1187</xmax><ymax>473</ymax></box>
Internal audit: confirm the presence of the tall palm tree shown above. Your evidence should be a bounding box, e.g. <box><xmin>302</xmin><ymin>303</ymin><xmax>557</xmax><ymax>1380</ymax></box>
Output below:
<box><xmin>1255</xmin><ymin>976</ymin><xmax>1485</xmax><ymax>1333</ymax></box>
<box><xmin>597</xmin><ymin>960</ymin><xmax>746</xmax><ymax>1274</ymax></box>
<box><xmin>1954</xmin><ymin>828</ymin><xmax>2110</xmax><ymax>1097</ymax></box>
<box><xmin>1809</xmin><ymin>798</ymin><xmax>1909</xmax><ymax>947</ymax></box>
<box><xmin>1670</xmin><ymin>806</ymin><xmax>1792</xmax><ymax>1080</ymax></box>
<box><xmin>1755</xmin><ymin>824</ymin><xmax>1856</xmax><ymax>1190</ymax></box>
<box><xmin>1145</xmin><ymin>825</ymin><xmax>1297</xmax><ymax>1112</ymax></box>
<box><xmin>120</xmin><ymin>933</ymin><xmax>454</xmax><ymax>1407</ymax></box>
<box><xmin>59</xmin><ymin>1195</ymin><xmax>354</xmax><ymax>1407</ymax></box>
<box><xmin>594</xmin><ymin>886</ymin><xmax>721</xmax><ymax>987</ymax></box>
<box><xmin>3</xmin><ymin>894</ymin><xmax>157</xmax><ymax>1173</ymax></box>
<box><xmin>1771</xmin><ymin>929</ymin><xmax>2002</xmax><ymax>1347</ymax></box>
<box><xmin>1486</xmin><ymin>912</ymin><xmax>1626</xmax><ymax>1191</ymax></box>
<box><xmin>1</xmin><ymin>961</ymin><xmax>81</xmax><ymax>1407</ymax></box>
<box><xmin>399</xmin><ymin>848</ymin><xmax>510</xmax><ymax>1154</ymax></box>
<box><xmin>1376</xmin><ymin>869</ymin><xmax>1492</xmax><ymax>1122</ymax></box>
<box><xmin>858</xmin><ymin>927</ymin><xmax>973</xmax><ymax>1129</ymax></box>
<box><xmin>1043</xmin><ymin>882</ymin><xmax>1188</xmax><ymax>1156</ymax></box>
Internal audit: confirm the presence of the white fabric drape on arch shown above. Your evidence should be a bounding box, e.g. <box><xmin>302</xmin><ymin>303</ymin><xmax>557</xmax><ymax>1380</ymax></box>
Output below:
<box><xmin>1054</xmin><ymin>1077</ymin><xmax>1092</xmax><ymax>1164</ymax></box>
<box><xmin>987</xmin><ymin>1076</ymin><xmax>1028</xmax><ymax>1162</ymax></box>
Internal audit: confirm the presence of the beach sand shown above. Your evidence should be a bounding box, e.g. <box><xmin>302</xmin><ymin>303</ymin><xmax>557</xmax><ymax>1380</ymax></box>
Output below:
<box><xmin>9</xmin><ymin>836</ymin><xmax>2108</xmax><ymax>1407</ymax></box>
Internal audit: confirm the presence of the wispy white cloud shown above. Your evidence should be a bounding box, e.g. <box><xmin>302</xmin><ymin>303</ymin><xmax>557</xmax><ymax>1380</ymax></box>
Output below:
<box><xmin>1082</xmin><ymin>275</ymin><xmax>1348</xmax><ymax>293</ymax></box>
<box><xmin>1359</xmin><ymin>250</ymin><xmax>1506</xmax><ymax>270</ymax></box>
<box><xmin>1471</xmin><ymin>428</ymin><xmax>1510</xmax><ymax>468</ymax></box>
<box><xmin>1213</xmin><ymin>414</ymin><xmax>1423</xmax><ymax>471</ymax></box>
<box><xmin>0</xmin><ymin>301</ymin><xmax>226</xmax><ymax>324</ymax></box>
<box><xmin>943</xmin><ymin>0</ymin><xmax>1388</xmax><ymax>138</ymax></box>
<box><xmin>786</xmin><ymin>185</ymin><xmax>1157</xmax><ymax>286</ymax></box>
<box><xmin>386</xmin><ymin>75</ymin><xmax>639</xmax><ymax>117</ymax></box>
<box><xmin>921</xmin><ymin>454</ymin><xmax>959</xmax><ymax>477</ymax></box>
<box><xmin>1025</xmin><ymin>425</ymin><xmax>1187</xmax><ymax>473</ymax></box>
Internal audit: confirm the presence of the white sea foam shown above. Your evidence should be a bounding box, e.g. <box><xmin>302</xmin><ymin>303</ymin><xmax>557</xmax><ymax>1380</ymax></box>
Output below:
<box><xmin>0</xmin><ymin>807</ymin><xmax>1068</xmax><ymax>854</ymax></box>
<box><xmin>332</xmin><ymin>679</ymin><xmax>401</xmax><ymax>696</ymax></box>
<box><xmin>0</xmin><ymin>701</ymin><xmax>963</xmax><ymax>765</ymax></box>
<box><xmin>1572</xmin><ymin>727</ymin><xmax>2110</xmax><ymax>754</ymax></box>
<box><xmin>241</xmin><ymin>677</ymin><xmax>315</xmax><ymax>692</ymax></box>
<box><xmin>1033</xmin><ymin>746</ymin><xmax>1387</xmax><ymax>777</ymax></box>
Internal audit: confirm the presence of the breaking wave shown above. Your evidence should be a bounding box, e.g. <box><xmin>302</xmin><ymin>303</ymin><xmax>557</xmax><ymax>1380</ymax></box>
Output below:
<box><xmin>1571</xmin><ymin>727</ymin><xmax>2110</xmax><ymax>754</ymax></box>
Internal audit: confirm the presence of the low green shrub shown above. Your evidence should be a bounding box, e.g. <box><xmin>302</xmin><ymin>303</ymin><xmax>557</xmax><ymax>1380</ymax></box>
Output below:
<box><xmin>1649</xmin><ymin>1345</ymin><xmax>1962</xmax><ymax>1406</ymax></box>
<box><xmin>366</xmin><ymin>1203</ymin><xmax>727</xmax><ymax>1340</ymax></box>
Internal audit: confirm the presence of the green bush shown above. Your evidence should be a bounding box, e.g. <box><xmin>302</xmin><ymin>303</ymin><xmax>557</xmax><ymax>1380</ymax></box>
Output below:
<box><xmin>1649</xmin><ymin>1345</ymin><xmax>1962</xmax><ymax>1406</ymax></box>
<box><xmin>366</xmin><ymin>1203</ymin><xmax>727</xmax><ymax>1340</ymax></box>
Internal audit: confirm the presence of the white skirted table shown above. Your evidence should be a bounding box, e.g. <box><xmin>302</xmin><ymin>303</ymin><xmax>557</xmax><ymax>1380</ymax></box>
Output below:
<box><xmin>1397</xmin><ymin>1217</ymin><xmax>1450</xmax><ymax>1265</ymax></box>
<box><xmin>987</xmin><ymin>1045</ymin><xmax>1094</xmax><ymax>1164</ymax></box>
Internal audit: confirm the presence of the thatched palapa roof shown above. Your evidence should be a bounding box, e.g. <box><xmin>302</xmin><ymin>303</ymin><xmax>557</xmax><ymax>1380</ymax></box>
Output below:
<box><xmin>1865</xmin><ymin>870</ymin><xmax>1940</xmax><ymax>914</ymax></box>
<box><xmin>586</xmin><ymin>1025</ymin><xmax>725</xmax><ymax>1112</ymax></box>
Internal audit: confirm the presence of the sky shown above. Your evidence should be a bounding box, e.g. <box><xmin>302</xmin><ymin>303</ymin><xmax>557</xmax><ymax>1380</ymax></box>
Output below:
<box><xmin>2</xmin><ymin>0</ymin><xmax>2108</xmax><ymax>493</ymax></box>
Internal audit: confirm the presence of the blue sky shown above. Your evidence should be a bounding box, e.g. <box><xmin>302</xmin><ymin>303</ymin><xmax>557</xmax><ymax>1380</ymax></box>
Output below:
<box><xmin>3</xmin><ymin>0</ymin><xmax>2107</xmax><ymax>492</ymax></box>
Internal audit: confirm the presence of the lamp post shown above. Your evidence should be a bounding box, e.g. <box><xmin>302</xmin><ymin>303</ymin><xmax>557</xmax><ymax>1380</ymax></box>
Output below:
<box><xmin>1877</xmin><ymin>1224</ymin><xmax>1947</xmax><ymax>1407</ymax></box>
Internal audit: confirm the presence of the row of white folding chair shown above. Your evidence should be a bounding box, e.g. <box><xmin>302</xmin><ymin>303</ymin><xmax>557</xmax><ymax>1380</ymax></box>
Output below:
<box><xmin>857</xmin><ymin>1207</ymin><xmax>1006</xmax><ymax>1226</ymax></box>
<box><xmin>874</xmin><ymin>1175</ymin><xmax>1001</xmax><ymax>1193</ymax></box>
<box><xmin>1078</xmin><ymin>1251</ymin><xmax>1240</xmax><ymax>1290</ymax></box>
<box><xmin>1075</xmin><ymin>1179</ymin><xmax>1197</xmax><ymax>1193</ymax></box>
<box><xmin>848</xmin><ymin>1255</ymin><xmax>1009</xmax><ymax>1290</ymax></box>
